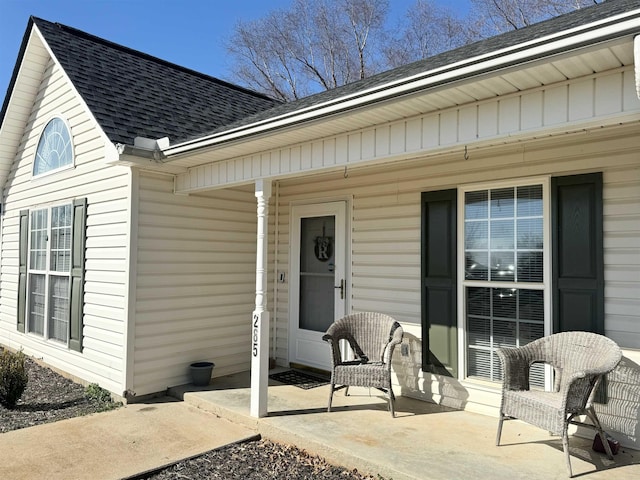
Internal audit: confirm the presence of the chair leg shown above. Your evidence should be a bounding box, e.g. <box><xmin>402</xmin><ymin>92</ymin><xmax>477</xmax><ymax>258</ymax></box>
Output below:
<box><xmin>562</xmin><ymin>421</ymin><xmax>573</xmax><ymax>478</ymax></box>
<box><xmin>496</xmin><ymin>413</ymin><xmax>505</xmax><ymax>446</ymax></box>
<box><xmin>344</xmin><ymin>386</ymin><xmax>350</xmax><ymax>396</ymax></box>
<box><xmin>585</xmin><ymin>406</ymin><xmax>615</xmax><ymax>460</ymax></box>
<box><xmin>388</xmin><ymin>384</ymin><xmax>396</xmax><ymax>418</ymax></box>
<box><xmin>327</xmin><ymin>384</ymin><xmax>334</xmax><ymax>412</ymax></box>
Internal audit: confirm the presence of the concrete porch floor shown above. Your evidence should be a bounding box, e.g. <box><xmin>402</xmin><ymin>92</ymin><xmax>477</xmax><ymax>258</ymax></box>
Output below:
<box><xmin>169</xmin><ymin>370</ymin><xmax>639</xmax><ymax>480</ymax></box>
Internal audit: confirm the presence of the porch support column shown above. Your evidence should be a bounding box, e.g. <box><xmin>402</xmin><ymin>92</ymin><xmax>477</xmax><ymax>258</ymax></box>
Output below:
<box><xmin>251</xmin><ymin>179</ymin><xmax>272</xmax><ymax>418</ymax></box>
<box><xmin>635</xmin><ymin>35</ymin><xmax>640</xmax><ymax>99</ymax></box>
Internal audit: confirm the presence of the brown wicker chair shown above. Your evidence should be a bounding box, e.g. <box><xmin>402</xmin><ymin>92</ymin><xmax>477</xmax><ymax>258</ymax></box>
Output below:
<box><xmin>495</xmin><ymin>331</ymin><xmax>622</xmax><ymax>477</ymax></box>
<box><xmin>322</xmin><ymin>312</ymin><xmax>403</xmax><ymax>417</ymax></box>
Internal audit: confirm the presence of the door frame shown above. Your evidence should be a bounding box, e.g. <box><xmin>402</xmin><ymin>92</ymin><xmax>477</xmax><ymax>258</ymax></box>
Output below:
<box><xmin>288</xmin><ymin>199</ymin><xmax>351</xmax><ymax>370</ymax></box>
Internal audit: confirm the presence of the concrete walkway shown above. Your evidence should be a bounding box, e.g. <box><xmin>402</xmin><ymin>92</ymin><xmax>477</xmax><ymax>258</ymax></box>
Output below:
<box><xmin>170</xmin><ymin>371</ymin><xmax>640</xmax><ymax>480</ymax></box>
<box><xmin>0</xmin><ymin>397</ymin><xmax>257</xmax><ymax>480</ymax></box>
<box><xmin>2</xmin><ymin>376</ymin><xmax>638</xmax><ymax>480</ymax></box>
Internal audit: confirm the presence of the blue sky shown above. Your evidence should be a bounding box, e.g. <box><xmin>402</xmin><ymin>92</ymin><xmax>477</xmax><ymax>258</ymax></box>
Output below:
<box><xmin>0</xmin><ymin>0</ymin><xmax>471</xmax><ymax>101</ymax></box>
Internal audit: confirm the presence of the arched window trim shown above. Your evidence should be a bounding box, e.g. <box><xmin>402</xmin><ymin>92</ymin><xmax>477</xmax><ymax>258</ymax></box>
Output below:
<box><xmin>32</xmin><ymin>115</ymin><xmax>75</xmax><ymax>179</ymax></box>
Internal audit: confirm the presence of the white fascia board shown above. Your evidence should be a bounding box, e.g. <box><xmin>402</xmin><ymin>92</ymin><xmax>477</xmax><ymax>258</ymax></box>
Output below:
<box><xmin>163</xmin><ymin>9</ymin><xmax>640</xmax><ymax>158</ymax></box>
<box><xmin>0</xmin><ymin>29</ymin><xmax>45</xmax><ymax>191</ymax></box>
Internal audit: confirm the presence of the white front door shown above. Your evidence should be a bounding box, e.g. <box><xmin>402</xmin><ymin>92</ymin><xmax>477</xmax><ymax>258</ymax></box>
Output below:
<box><xmin>290</xmin><ymin>202</ymin><xmax>347</xmax><ymax>371</ymax></box>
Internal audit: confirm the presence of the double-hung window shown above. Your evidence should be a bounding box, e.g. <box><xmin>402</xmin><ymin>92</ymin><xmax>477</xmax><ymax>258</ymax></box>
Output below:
<box><xmin>422</xmin><ymin>173</ymin><xmax>602</xmax><ymax>385</ymax></box>
<box><xmin>18</xmin><ymin>198</ymin><xmax>87</xmax><ymax>352</ymax></box>
<box><xmin>462</xmin><ymin>180</ymin><xmax>549</xmax><ymax>387</ymax></box>
<box><xmin>27</xmin><ymin>204</ymin><xmax>73</xmax><ymax>343</ymax></box>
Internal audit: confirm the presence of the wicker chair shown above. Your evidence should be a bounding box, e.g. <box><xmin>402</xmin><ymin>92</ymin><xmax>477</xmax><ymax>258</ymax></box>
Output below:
<box><xmin>322</xmin><ymin>312</ymin><xmax>403</xmax><ymax>417</ymax></box>
<box><xmin>495</xmin><ymin>331</ymin><xmax>622</xmax><ymax>477</ymax></box>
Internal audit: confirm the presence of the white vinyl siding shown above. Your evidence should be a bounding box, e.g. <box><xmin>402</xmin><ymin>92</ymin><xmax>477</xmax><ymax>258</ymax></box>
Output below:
<box><xmin>272</xmin><ymin>123</ymin><xmax>640</xmax><ymax>434</ymax></box>
<box><xmin>0</xmin><ymin>59</ymin><xmax>129</xmax><ymax>394</ymax></box>
<box><xmin>132</xmin><ymin>172</ymin><xmax>257</xmax><ymax>396</ymax></box>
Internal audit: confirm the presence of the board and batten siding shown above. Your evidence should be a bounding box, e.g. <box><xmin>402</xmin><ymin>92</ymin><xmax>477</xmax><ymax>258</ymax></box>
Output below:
<box><xmin>271</xmin><ymin>123</ymin><xmax>640</xmax><ymax>446</ymax></box>
<box><xmin>0</xmin><ymin>59</ymin><xmax>130</xmax><ymax>394</ymax></box>
<box><xmin>132</xmin><ymin>172</ymin><xmax>259</xmax><ymax>396</ymax></box>
<box><xmin>175</xmin><ymin>67</ymin><xmax>640</xmax><ymax>194</ymax></box>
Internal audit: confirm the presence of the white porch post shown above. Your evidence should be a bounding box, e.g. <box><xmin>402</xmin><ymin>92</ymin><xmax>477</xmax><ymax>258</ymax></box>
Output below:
<box><xmin>251</xmin><ymin>179</ymin><xmax>272</xmax><ymax>417</ymax></box>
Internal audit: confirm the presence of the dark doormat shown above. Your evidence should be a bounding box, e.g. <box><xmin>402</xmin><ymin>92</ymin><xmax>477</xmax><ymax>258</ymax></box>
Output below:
<box><xmin>269</xmin><ymin>370</ymin><xmax>330</xmax><ymax>390</ymax></box>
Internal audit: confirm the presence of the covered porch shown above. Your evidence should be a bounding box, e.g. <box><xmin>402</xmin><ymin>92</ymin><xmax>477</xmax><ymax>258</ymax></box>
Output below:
<box><xmin>169</xmin><ymin>370</ymin><xmax>639</xmax><ymax>480</ymax></box>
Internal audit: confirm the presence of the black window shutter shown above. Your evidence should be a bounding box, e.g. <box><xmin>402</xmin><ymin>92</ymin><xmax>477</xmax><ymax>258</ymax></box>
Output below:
<box><xmin>421</xmin><ymin>189</ymin><xmax>457</xmax><ymax>376</ymax></box>
<box><xmin>17</xmin><ymin>210</ymin><xmax>28</xmax><ymax>333</ymax></box>
<box><xmin>552</xmin><ymin>173</ymin><xmax>604</xmax><ymax>334</ymax></box>
<box><xmin>69</xmin><ymin>198</ymin><xmax>87</xmax><ymax>352</ymax></box>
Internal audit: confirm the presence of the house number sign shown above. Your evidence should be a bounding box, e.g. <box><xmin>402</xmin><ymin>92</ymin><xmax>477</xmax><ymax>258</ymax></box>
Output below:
<box><xmin>252</xmin><ymin>313</ymin><xmax>259</xmax><ymax>357</ymax></box>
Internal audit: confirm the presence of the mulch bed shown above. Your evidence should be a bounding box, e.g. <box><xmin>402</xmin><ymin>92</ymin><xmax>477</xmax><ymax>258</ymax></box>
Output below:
<box><xmin>142</xmin><ymin>439</ymin><xmax>382</xmax><ymax>480</ymax></box>
<box><xmin>0</xmin><ymin>353</ymin><xmax>120</xmax><ymax>433</ymax></box>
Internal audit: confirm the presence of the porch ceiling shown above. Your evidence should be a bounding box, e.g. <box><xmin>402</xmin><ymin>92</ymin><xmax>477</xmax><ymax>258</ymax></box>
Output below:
<box><xmin>161</xmin><ymin>35</ymin><xmax>636</xmax><ymax>170</ymax></box>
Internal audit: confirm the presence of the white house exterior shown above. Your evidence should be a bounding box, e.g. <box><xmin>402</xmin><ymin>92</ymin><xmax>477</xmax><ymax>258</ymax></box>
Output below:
<box><xmin>1</xmin><ymin>1</ymin><xmax>639</xmax><ymax>449</ymax></box>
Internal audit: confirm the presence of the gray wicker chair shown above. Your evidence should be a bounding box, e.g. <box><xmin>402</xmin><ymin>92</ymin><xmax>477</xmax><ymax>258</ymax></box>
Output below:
<box><xmin>495</xmin><ymin>331</ymin><xmax>622</xmax><ymax>477</ymax></box>
<box><xmin>322</xmin><ymin>312</ymin><xmax>403</xmax><ymax>417</ymax></box>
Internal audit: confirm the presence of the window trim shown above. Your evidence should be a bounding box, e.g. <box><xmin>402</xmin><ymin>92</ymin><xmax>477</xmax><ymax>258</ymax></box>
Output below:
<box><xmin>25</xmin><ymin>202</ymin><xmax>73</xmax><ymax>346</ymax></box>
<box><xmin>32</xmin><ymin>116</ymin><xmax>75</xmax><ymax>179</ymax></box>
<box><xmin>456</xmin><ymin>176</ymin><xmax>552</xmax><ymax>389</ymax></box>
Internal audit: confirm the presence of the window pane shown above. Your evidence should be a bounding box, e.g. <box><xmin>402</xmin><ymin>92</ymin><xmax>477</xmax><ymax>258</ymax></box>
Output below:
<box><xmin>466</xmin><ymin>287</ymin><xmax>544</xmax><ymax>387</ymax></box>
<box><xmin>517</xmin><ymin>251</ymin><xmax>543</xmax><ymax>282</ymax></box>
<box><xmin>518</xmin><ymin>289</ymin><xmax>544</xmax><ymax>323</ymax></box>
<box><xmin>517</xmin><ymin>185</ymin><xmax>543</xmax><ymax>217</ymax></box>
<box><xmin>490</xmin><ymin>219</ymin><xmax>514</xmax><ymax>250</ymax></box>
<box><xmin>490</xmin><ymin>188</ymin><xmax>514</xmax><ymax>218</ymax></box>
<box><xmin>49</xmin><ymin>276</ymin><xmax>69</xmax><ymax>343</ymax></box>
<box><xmin>51</xmin><ymin>205</ymin><xmax>72</xmax><ymax>272</ymax></box>
<box><xmin>517</xmin><ymin>218</ymin><xmax>543</xmax><ymax>249</ymax></box>
<box><xmin>29</xmin><ymin>210</ymin><xmax>48</xmax><ymax>271</ymax></box>
<box><xmin>494</xmin><ymin>320</ymin><xmax>517</xmax><ymax>348</ymax></box>
<box><xmin>465</xmin><ymin>221</ymin><xmax>488</xmax><ymax>250</ymax></box>
<box><xmin>465</xmin><ymin>191</ymin><xmax>487</xmax><ymax>220</ymax></box>
<box><xmin>490</xmin><ymin>252</ymin><xmax>515</xmax><ymax>281</ymax></box>
<box><xmin>467</xmin><ymin>287</ymin><xmax>490</xmax><ymax>316</ymax></box>
<box><xmin>465</xmin><ymin>251</ymin><xmax>488</xmax><ymax>280</ymax></box>
<box><xmin>467</xmin><ymin>349</ymin><xmax>493</xmax><ymax>380</ymax></box>
<box><xmin>28</xmin><ymin>273</ymin><xmax>45</xmax><ymax>336</ymax></box>
<box><xmin>34</xmin><ymin>118</ymin><xmax>73</xmax><ymax>176</ymax></box>
<box><xmin>493</xmin><ymin>289</ymin><xmax>516</xmax><ymax>319</ymax></box>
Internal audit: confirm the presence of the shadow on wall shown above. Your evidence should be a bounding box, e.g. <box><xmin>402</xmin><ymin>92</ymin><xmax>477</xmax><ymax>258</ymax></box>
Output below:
<box><xmin>595</xmin><ymin>356</ymin><xmax>640</xmax><ymax>449</ymax></box>
<box><xmin>394</xmin><ymin>333</ymin><xmax>469</xmax><ymax>410</ymax></box>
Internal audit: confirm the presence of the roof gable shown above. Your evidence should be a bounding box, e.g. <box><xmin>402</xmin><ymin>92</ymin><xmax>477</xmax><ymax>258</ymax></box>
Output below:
<box><xmin>25</xmin><ymin>17</ymin><xmax>280</xmax><ymax>147</ymax></box>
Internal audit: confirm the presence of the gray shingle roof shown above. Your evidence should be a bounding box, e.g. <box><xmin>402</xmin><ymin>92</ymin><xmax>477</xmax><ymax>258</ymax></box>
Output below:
<box><xmin>181</xmin><ymin>0</ymin><xmax>637</xmax><ymax>143</ymax></box>
<box><xmin>30</xmin><ymin>17</ymin><xmax>280</xmax><ymax>146</ymax></box>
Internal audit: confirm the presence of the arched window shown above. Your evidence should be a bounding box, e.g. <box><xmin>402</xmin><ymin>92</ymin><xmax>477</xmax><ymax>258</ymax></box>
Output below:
<box><xmin>33</xmin><ymin>117</ymin><xmax>73</xmax><ymax>176</ymax></box>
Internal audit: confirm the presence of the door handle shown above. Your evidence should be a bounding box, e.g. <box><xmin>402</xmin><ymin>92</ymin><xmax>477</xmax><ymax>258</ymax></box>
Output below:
<box><xmin>334</xmin><ymin>279</ymin><xmax>344</xmax><ymax>300</ymax></box>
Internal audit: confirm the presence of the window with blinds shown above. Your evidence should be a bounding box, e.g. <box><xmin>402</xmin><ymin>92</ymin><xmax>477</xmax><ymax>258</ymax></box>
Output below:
<box><xmin>27</xmin><ymin>204</ymin><xmax>72</xmax><ymax>344</ymax></box>
<box><xmin>463</xmin><ymin>184</ymin><xmax>546</xmax><ymax>387</ymax></box>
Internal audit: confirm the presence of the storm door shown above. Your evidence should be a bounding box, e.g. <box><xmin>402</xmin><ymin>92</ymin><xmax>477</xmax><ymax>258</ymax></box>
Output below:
<box><xmin>289</xmin><ymin>202</ymin><xmax>347</xmax><ymax>370</ymax></box>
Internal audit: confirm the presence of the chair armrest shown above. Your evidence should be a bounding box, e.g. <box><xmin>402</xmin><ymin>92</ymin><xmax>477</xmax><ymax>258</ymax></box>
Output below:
<box><xmin>382</xmin><ymin>324</ymin><xmax>404</xmax><ymax>364</ymax></box>
<box><xmin>322</xmin><ymin>333</ymin><xmax>343</xmax><ymax>367</ymax></box>
<box><xmin>496</xmin><ymin>347</ymin><xmax>536</xmax><ymax>391</ymax></box>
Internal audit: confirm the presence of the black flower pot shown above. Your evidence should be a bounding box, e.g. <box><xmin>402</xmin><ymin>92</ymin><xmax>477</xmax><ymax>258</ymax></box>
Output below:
<box><xmin>189</xmin><ymin>361</ymin><xmax>214</xmax><ymax>386</ymax></box>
